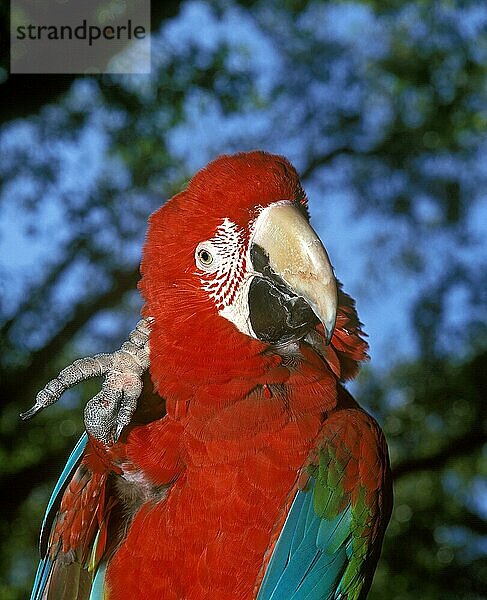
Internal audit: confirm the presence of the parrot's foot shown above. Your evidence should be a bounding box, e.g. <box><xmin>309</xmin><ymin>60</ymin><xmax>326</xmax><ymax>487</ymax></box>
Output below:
<box><xmin>21</xmin><ymin>318</ymin><xmax>153</xmax><ymax>445</ymax></box>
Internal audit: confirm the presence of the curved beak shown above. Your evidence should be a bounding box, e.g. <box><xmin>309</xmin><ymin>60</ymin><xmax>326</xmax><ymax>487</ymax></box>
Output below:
<box><xmin>248</xmin><ymin>202</ymin><xmax>337</xmax><ymax>345</ymax></box>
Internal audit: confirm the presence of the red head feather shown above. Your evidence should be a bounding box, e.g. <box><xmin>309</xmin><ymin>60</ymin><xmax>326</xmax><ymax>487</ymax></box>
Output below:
<box><xmin>139</xmin><ymin>151</ymin><xmax>367</xmax><ymax>411</ymax></box>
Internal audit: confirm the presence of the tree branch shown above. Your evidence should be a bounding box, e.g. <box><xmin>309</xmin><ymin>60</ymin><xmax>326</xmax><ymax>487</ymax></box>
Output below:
<box><xmin>392</xmin><ymin>427</ymin><xmax>486</xmax><ymax>481</ymax></box>
<box><xmin>1</xmin><ymin>265</ymin><xmax>140</xmax><ymax>407</ymax></box>
<box><xmin>463</xmin><ymin>508</ymin><xmax>487</xmax><ymax>537</ymax></box>
<box><xmin>300</xmin><ymin>147</ymin><xmax>357</xmax><ymax>181</ymax></box>
<box><xmin>0</xmin><ymin>241</ymin><xmax>83</xmax><ymax>342</ymax></box>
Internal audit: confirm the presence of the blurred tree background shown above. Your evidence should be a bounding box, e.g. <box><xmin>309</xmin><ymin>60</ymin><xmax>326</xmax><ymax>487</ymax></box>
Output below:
<box><xmin>1</xmin><ymin>0</ymin><xmax>486</xmax><ymax>598</ymax></box>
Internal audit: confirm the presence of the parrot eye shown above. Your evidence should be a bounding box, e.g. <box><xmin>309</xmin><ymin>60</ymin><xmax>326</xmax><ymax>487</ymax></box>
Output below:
<box><xmin>199</xmin><ymin>249</ymin><xmax>213</xmax><ymax>265</ymax></box>
<box><xmin>196</xmin><ymin>246</ymin><xmax>214</xmax><ymax>268</ymax></box>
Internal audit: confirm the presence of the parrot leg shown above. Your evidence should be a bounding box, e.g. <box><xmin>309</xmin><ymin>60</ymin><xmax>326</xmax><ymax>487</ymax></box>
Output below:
<box><xmin>20</xmin><ymin>318</ymin><xmax>152</xmax><ymax>444</ymax></box>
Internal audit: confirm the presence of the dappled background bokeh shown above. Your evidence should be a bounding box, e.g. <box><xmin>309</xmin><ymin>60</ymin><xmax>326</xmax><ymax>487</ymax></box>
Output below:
<box><xmin>1</xmin><ymin>1</ymin><xmax>486</xmax><ymax>598</ymax></box>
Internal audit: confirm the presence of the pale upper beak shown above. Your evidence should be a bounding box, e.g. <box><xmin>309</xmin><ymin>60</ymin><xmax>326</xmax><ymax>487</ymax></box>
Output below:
<box><xmin>248</xmin><ymin>202</ymin><xmax>338</xmax><ymax>345</ymax></box>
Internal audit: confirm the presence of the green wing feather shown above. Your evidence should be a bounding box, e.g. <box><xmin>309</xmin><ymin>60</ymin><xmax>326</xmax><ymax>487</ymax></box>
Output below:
<box><xmin>310</xmin><ymin>409</ymin><xmax>392</xmax><ymax>599</ymax></box>
<box><xmin>258</xmin><ymin>407</ymin><xmax>392</xmax><ymax>600</ymax></box>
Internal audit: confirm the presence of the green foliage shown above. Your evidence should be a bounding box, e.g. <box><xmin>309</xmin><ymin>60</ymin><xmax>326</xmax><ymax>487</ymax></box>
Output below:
<box><xmin>366</xmin><ymin>350</ymin><xmax>487</xmax><ymax>599</ymax></box>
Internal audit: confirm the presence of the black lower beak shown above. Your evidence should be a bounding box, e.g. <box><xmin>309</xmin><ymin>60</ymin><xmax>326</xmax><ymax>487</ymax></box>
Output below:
<box><xmin>248</xmin><ymin>244</ymin><xmax>319</xmax><ymax>345</ymax></box>
<box><xmin>248</xmin><ymin>276</ymin><xmax>319</xmax><ymax>345</ymax></box>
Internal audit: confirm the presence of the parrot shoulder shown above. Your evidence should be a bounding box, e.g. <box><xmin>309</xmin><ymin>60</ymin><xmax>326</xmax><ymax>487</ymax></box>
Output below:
<box><xmin>257</xmin><ymin>386</ymin><xmax>392</xmax><ymax>600</ymax></box>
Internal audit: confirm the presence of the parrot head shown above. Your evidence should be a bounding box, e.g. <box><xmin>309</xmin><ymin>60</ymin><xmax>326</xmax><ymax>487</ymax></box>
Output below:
<box><xmin>140</xmin><ymin>151</ymin><xmax>362</xmax><ymax>392</ymax></box>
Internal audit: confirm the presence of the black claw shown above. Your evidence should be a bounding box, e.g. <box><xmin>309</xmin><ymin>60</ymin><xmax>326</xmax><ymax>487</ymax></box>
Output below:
<box><xmin>20</xmin><ymin>405</ymin><xmax>42</xmax><ymax>420</ymax></box>
<box><xmin>113</xmin><ymin>422</ymin><xmax>125</xmax><ymax>443</ymax></box>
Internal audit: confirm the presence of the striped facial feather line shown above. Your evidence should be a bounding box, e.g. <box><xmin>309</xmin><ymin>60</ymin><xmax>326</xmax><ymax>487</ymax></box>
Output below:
<box><xmin>198</xmin><ymin>217</ymin><xmax>255</xmax><ymax>336</ymax></box>
<box><xmin>199</xmin><ymin>218</ymin><xmax>248</xmax><ymax>309</ymax></box>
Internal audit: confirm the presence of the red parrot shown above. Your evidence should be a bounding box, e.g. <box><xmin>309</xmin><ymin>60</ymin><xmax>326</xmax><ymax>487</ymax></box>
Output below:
<box><xmin>24</xmin><ymin>151</ymin><xmax>392</xmax><ymax>599</ymax></box>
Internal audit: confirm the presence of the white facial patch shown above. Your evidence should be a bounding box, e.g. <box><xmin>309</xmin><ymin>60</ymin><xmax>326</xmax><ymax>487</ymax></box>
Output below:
<box><xmin>196</xmin><ymin>218</ymin><xmax>256</xmax><ymax>337</ymax></box>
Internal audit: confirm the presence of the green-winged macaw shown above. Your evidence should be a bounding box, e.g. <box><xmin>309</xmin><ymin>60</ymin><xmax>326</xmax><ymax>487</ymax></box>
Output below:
<box><xmin>23</xmin><ymin>151</ymin><xmax>392</xmax><ymax>600</ymax></box>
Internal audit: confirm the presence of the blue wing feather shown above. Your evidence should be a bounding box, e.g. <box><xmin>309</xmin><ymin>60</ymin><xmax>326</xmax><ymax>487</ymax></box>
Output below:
<box><xmin>39</xmin><ymin>433</ymin><xmax>88</xmax><ymax>557</ymax></box>
<box><xmin>290</xmin><ymin>489</ymin><xmax>311</xmax><ymax>555</ymax></box>
<box><xmin>30</xmin><ymin>433</ymin><xmax>88</xmax><ymax>600</ymax></box>
<box><xmin>89</xmin><ymin>562</ymin><xmax>107</xmax><ymax>600</ymax></box>
<box><xmin>257</xmin><ymin>479</ymin><xmax>353</xmax><ymax>600</ymax></box>
<box><xmin>30</xmin><ymin>554</ymin><xmax>52</xmax><ymax>600</ymax></box>
<box><xmin>317</xmin><ymin>507</ymin><xmax>352</xmax><ymax>554</ymax></box>
<box><xmin>258</xmin><ymin>490</ymin><xmax>307</xmax><ymax>597</ymax></box>
<box><xmin>267</xmin><ymin>515</ymin><xmax>321</xmax><ymax>600</ymax></box>
<box><xmin>294</xmin><ymin>551</ymin><xmax>346</xmax><ymax>600</ymax></box>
